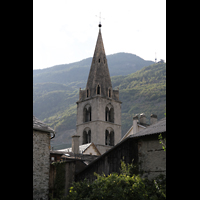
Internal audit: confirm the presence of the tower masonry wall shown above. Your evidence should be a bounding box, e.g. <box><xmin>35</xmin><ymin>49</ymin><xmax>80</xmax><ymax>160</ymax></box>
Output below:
<box><xmin>76</xmin><ymin>96</ymin><xmax>121</xmax><ymax>146</ymax></box>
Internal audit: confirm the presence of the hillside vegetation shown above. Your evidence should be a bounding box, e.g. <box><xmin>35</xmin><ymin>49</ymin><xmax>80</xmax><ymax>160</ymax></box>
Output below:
<box><xmin>113</xmin><ymin>62</ymin><xmax>166</xmax><ymax>134</ymax></box>
<box><xmin>33</xmin><ymin>53</ymin><xmax>165</xmax><ymax>149</ymax></box>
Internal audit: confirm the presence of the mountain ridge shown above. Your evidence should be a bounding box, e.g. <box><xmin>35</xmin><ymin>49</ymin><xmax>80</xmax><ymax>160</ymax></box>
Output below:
<box><xmin>33</xmin><ymin>53</ymin><xmax>165</xmax><ymax>150</ymax></box>
<box><xmin>33</xmin><ymin>52</ymin><xmax>154</xmax><ymax>85</ymax></box>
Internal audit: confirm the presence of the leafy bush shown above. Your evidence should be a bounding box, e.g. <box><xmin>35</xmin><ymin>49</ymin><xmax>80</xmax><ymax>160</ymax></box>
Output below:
<box><xmin>66</xmin><ymin>161</ymin><xmax>166</xmax><ymax>200</ymax></box>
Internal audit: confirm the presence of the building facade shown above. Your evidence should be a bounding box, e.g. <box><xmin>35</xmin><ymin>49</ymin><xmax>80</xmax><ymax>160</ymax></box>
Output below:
<box><xmin>33</xmin><ymin>116</ymin><xmax>55</xmax><ymax>200</ymax></box>
<box><xmin>76</xmin><ymin>24</ymin><xmax>122</xmax><ymax>153</ymax></box>
<box><xmin>76</xmin><ymin>117</ymin><xmax>166</xmax><ymax>182</ymax></box>
<box><xmin>120</xmin><ymin>113</ymin><xmax>158</xmax><ymax>141</ymax></box>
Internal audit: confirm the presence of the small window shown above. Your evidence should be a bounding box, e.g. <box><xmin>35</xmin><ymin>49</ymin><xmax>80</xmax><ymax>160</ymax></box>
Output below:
<box><xmin>99</xmin><ymin>58</ymin><xmax>100</xmax><ymax>63</ymax></box>
<box><xmin>108</xmin><ymin>89</ymin><xmax>111</xmax><ymax>97</ymax></box>
<box><xmin>87</xmin><ymin>89</ymin><xmax>89</xmax><ymax>98</ymax></box>
<box><xmin>97</xmin><ymin>85</ymin><xmax>100</xmax><ymax>95</ymax></box>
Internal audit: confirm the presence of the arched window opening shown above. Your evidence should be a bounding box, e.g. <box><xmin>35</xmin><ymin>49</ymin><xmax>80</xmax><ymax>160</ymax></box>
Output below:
<box><xmin>97</xmin><ymin>85</ymin><xmax>100</xmax><ymax>95</ymax></box>
<box><xmin>83</xmin><ymin>129</ymin><xmax>91</xmax><ymax>144</ymax></box>
<box><xmin>110</xmin><ymin>108</ymin><xmax>114</xmax><ymax>123</ymax></box>
<box><xmin>83</xmin><ymin>105</ymin><xmax>91</xmax><ymax>122</ymax></box>
<box><xmin>88</xmin><ymin>130</ymin><xmax>91</xmax><ymax>143</ymax></box>
<box><xmin>105</xmin><ymin>105</ymin><xmax>114</xmax><ymax>123</ymax></box>
<box><xmin>105</xmin><ymin>130</ymin><xmax>109</xmax><ymax>145</ymax></box>
<box><xmin>105</xmin><ymin>107</ymin><xmax>109</xmax><ymax>121</ymax></box>
<box><xmin>83</xmin><ymin>131</ymin><xmax>87</xmax><ymax>144</ymax></box>
<box><xmin>110</xmin><ymin>131</ymin><xmax>114</xmax><ymax>146</ymax></box>
<box><xmin>105</xmin><ymin>129</ymin><xmax>114</xmax><ymax>146</ymax></box>
<box><xmin>86</xmin><ymin>89</ymin><xmax>89</xmax><ymax>98</ymax></box>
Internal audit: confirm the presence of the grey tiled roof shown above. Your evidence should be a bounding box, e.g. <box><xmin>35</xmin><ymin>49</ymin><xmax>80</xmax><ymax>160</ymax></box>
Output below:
<box><xmin>33</xmin><ymin>115</ymin><xmax>54</xmax><ymax>133</ymax></box>
<box><xmin>58</xmin><ymin>143</ymin><xmax>92</xmax><ymax>153</ymax></box>
<box><xmin>130</xmin><ymin>117</ymin><xmax>166</xmax><ymax>138</ymax></box>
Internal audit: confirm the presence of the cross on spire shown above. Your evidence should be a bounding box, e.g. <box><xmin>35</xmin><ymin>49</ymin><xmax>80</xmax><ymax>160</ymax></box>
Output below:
<box><xmin>96</xmin><ymin>12</ymin><xmax>105</xmax><ymax>28</ymax></box>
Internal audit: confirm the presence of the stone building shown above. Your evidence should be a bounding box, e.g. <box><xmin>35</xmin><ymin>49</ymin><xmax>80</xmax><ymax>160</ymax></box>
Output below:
<box><xmin>76</xmin><ymin>23</ymin><xmax>122</xmax><ymax>154</ymax></box>
<box><xmin>121</xmin><ymin>113</ymin><xmax>157</xmax><ymax>141</ymax></box>
<box><xmin>33</xmin><ymin>116</ymin><xmax>55</xmax><ymax>200</ymax></box>
<box><xmin>76</xmin><ymin>117</ymin><xmax>166</xmax><ymax>182</ymax></box>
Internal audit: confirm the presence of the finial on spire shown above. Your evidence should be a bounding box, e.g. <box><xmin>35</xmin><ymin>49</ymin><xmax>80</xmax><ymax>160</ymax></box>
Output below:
<box><xmin>96</xmin><ymin>12</ymin><xmax>104</xmax><ymax>28</ymax></box>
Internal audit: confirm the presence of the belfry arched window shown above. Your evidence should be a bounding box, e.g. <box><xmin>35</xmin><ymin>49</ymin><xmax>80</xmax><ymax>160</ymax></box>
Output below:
<box><xmin>83</xmin><ymin>128</ymin><xmax>91</xmax><ymax>144</ymax></box>
<box><xmin>105</xmin><ymin>128</ymin><xmax>114</xmax><ymax>146</ymax></box>
<box><xmin>83</xmin><ymin>104</ymin><xmax>91</xmax><ymax>122</ymax></box>
<box><xmin>105</xmin><ymin>104</ymin><xmax>114</xmax><ymax>123</ymax></box>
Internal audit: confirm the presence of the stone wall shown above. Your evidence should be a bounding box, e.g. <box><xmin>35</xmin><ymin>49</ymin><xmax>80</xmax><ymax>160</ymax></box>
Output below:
<box><xmin>75</xmin><ymin>132</ymin><xmax>166</xmax><ymax>182</ymax></box>
<box><xmin>76</xmin><ymin>96</ymin><xmax>121</xmax><ymax>147</ymax></box>
<box><xmin>138</xmin><ymin>133</ymin><xmax>166</xmax><ymax>179</ymax></box>
<box><xmin>33</xmin><ymin>130</ymin><xmax>50</xmax><ymax>200</ymax></box>
<box><xmin>49</xmin><ymin>160</ymin><xmax>86</xmax><ymax>198</ymax></box>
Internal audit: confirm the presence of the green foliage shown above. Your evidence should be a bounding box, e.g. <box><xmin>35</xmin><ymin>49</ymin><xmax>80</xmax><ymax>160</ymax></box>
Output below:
<box><xmin>116</xmin><ymin>62</ymin><xmax>166</xmax><ymax>135</ymax></box>
<box><xmin>158</xmin><ymin>134</ymin><xmax>166</xmax><ymax>151</ymax></box>
<box><xmin>66</xmin><ymin>161</ymin><xmax>166</xmax><ymax>200</ymax></box>
<box><xmin>119</xmin><ymin>158</ymin><xmax>140</xmax><ymax>176</ymax></box>
<box><xmin>33</xmin><ymin>61</ymin><xmax>166</xmax><ymax>147</ymax></box>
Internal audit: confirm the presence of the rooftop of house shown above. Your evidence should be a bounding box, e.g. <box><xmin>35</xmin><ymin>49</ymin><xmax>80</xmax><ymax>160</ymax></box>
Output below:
<box><xmin>57</xmin><ymin>142</ymin><xmax>102</xmax><ymax>156</ymax></box>
<box><xmin>33</xmin><ymin>115</ymin><xmax>55</xmax><ymax>133</ymax></box>
<box><xmin>131</xmin><ymin>117</ymin><xmax>166</xmax><ymax>138</ymax></box>
<box><xmin>75</xmin><ymin>117</ymin><xmax>166</xmax><ymax>176</ymax></box>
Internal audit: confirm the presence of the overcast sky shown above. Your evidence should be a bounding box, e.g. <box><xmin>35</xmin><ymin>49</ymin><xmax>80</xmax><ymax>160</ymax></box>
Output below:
<box><xmin>33</xmin><ymin>0</ymin><xmax>166</xmax><ymax>70</ymax></box>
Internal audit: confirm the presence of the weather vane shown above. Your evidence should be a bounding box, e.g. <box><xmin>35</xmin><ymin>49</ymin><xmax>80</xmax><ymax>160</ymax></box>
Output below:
<box><xmin>96</xmin><ymin>12</ymin><xmax>105</xmax><ymax>28</ymax></box>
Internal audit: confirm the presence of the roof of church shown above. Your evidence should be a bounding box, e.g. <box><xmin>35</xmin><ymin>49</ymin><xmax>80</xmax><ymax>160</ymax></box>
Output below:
<box><xmin>85</xmin><ymin>28</ymin><xmax>112</xmax><ymax>97</ymax></box>
<box><xmin>33</xmin><ymin>115</ymin><xmax>54</xmax><ymax>133</ymax></box>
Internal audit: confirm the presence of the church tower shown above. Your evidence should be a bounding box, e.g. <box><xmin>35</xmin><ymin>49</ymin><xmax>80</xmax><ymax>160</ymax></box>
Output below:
<box><xmin>76</xmin><ymin>23</ymin><xmax>122</xmax><ymax>154</ymax></box>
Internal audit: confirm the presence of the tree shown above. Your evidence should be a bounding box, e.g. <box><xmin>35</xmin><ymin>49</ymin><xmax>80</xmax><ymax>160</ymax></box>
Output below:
<box><xmin>66</xmin><ymin>161</ymin><xmax>166</xmax><ymax>200</ymax></box>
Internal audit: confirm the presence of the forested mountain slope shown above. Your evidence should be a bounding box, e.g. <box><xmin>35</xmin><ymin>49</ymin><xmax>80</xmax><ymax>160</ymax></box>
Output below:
<box><xmin>33</xmin><ymin>54</ymin><xmax>165</xmax><ymax>149</ymax></box>
<box><xmin>33</xmin><ymin>52</ymin><xmax>154</xmax><ymax>85</ymax></box>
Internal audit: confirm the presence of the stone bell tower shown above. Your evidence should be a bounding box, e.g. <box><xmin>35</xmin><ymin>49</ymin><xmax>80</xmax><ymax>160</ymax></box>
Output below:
<box><xmin>76</xmin><ymin>22</ymin><xmax>122</xmax><ymax>152</ymax></box>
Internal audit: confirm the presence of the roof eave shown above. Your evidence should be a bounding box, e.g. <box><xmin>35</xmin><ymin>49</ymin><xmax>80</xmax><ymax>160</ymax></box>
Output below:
<box><xmin>33</xmin><ymin>127</ymin><xmax>55</xmax><ymax>134</ymax></box>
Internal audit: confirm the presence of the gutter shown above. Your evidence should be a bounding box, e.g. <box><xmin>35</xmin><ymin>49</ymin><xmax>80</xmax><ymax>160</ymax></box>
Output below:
<box><xmin>50</xmin><ymin>131</ymin><xmax>55</xmax><ymax>139</ymax></box>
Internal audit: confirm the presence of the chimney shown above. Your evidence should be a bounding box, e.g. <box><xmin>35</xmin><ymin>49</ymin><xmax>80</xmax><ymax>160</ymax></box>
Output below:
<box><xmin>139</xmin><ymin>113</ymin><xmax>146</xmax><ymax>124</ymax></box>
<box><xmin>150</xmin><ymin>114</ymin><xmax>157</xmax><ymax>125</ymax></box>
<box><xmin>133</xmin><ymin>114</ymin><xmax>139</xmax><ymax>134</ymax></box>
<box><xmin>72</xmin><ymin>135</ymin><xmax>80</xmax><ymax>155</ymax></box>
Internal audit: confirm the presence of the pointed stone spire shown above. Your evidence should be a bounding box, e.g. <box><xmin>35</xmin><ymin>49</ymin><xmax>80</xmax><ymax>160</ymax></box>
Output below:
<box><xmin>86</xmin><ymin>28</ymin><xmax>112</xmax><ymax>98</ymax></box>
